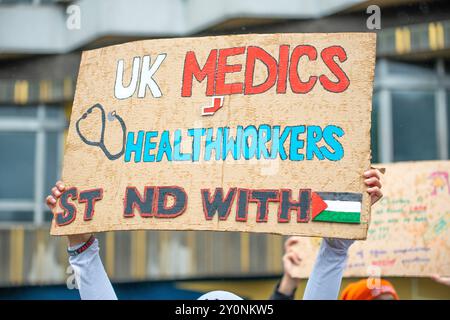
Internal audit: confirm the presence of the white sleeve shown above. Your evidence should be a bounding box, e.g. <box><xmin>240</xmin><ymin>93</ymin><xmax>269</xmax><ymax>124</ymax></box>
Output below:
<box><xmin>69</xmin><ymin>238</ymin><xmax>118</xmax><ymax>300</ymax></box>
<box><xmin>303</xmin><ymin>238</ymin><xmax>353</xmax><ymax>300</ymax></box>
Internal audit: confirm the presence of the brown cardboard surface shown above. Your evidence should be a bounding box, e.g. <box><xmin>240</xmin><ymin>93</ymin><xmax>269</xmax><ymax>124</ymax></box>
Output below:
<box><xmin>51</xmin><ymin>33</ymin><xmax>376</xmax><ymax>238</ymax></box>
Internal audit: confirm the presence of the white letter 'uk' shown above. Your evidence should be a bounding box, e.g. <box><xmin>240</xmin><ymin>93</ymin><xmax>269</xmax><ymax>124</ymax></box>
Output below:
<box><xmin>114</xmin><ymin>54</ymin><xmax>167</xmax><ymax>99</ymax></box>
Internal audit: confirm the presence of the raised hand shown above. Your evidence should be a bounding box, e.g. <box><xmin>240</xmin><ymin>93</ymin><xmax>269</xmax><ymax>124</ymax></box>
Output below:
<box><xmin>278</xmin><ymin>236</ymin><xmax>303</xmax><ymax>296</ymax></box>
<box><xmin>46</xmin><ymin>180</ymin><xmax>65</xmax><ymax>209</ymax></box>
<box><xmin>45</xmin><ymin>181</ymin><xmax>92</xmax><ymax>246</ymax></box>
<box><xmin>364</xmin><ymin>168</ymin><xmax>383</xmax><ymax>205</ymax></box>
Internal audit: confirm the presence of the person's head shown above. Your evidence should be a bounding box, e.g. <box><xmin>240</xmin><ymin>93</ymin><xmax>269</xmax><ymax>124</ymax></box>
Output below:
<box><xmin>340</xmin><ymin>279</ymin><xmax>399</xmax><ymax>300</ymax></box>
<box><xmin>197</xmin><ymin>290</ymin><xmax>243</xmax><ymax>300</ymax></box>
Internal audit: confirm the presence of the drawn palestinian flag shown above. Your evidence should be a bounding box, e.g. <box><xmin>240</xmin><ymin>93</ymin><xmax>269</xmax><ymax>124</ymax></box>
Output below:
<box><xmin>312</xmin><ymin>192</ymin><xmax>362</xmax><ymax>224</ymax></box>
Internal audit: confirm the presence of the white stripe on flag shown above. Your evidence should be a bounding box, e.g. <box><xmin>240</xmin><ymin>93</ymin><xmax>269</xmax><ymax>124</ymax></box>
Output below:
<box><xmin>324</xmin><ymin>200</ymin><xmax>361</xmax><ymax>213</ymax></box>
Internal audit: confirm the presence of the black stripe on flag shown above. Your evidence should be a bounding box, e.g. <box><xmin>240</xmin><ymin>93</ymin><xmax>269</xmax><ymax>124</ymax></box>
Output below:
<box><xmin>316</xmin><ymin>192</ymin><xmax>363</xmax><ymax>202</ymax></box>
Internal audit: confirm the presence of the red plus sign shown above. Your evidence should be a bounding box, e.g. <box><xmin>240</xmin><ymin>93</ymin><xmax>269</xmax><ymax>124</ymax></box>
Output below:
<box><xmin>202</xmin><ymin>96</ymin><xmax>224</xmax><ymax>116</ymax></box>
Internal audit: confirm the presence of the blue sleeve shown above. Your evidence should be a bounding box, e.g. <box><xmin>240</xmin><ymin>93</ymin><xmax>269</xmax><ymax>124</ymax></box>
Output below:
<box><xmin>303</xmin><ymin>238</ymin><xmax>354</xmax><ymax>300</ymax></box>
<box><xmin>68</xmin><ymin>239</ymin><xmax>118</xmax><ymax>300</ymax></box>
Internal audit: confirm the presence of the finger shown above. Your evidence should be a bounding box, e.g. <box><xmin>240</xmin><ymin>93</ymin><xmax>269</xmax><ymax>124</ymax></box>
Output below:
<box><xmin>431</xmin><ymin>274</ymin><xmax>440</xmax><ymax>281</ymax></box>
<box><xmin>292</xmin><ymin>252</ymin><xmax>302</xmax><ymax>265</ymax></box>
<box><xmin>52</xmin><ymin>187</ymin><xmax>61</xmax><ymax>198</ymax></box>
<box><xmin>364</xmin><ymin>177</ymin><xmax>381</xmax><ymax>188</ymax></box>
<box><xmin>286</xmin><ymin>254</ymin><xmax>296</xmax><ymax>265</ymax></box>
<box><xmin>56</xmin><ymin>181</ymin><xmax>65</xmax><ymax>192</ymax></box>
<box><xmin>289</xmin><ymin>252</ymin><xmax>302</xmax><ymax>265</ymax></box>
<box><xmin>367</xmin><ymin>186</ymin><xmax>381</xmax><ymax>195</ymax></box>
<box><xmin>432</xmin><ymin>275</ymin><xmax>450</xmax><ymax>285</ymax></box>
<box><xmin>363</xmin><ymin>169</ymin><xmax>381</xmax><ymax>180</ymax></box>
<box><xmin>46</xmin><ymin>195</ymin><xmax>57</xmax><ymax>209</ymax></box>
<box><xmin>46</xmin><ymin>195</ymin><xmax>56</xmax><ymax>205</ymax></box>
<box><xmin>284</xmin><ymin>236</ymin><xmax>300</xmax><ymax>250</ymax></box>
<box><xmin>284</xmin><ymin>239</ymin><xmax>296</xmax><ymax>251</ymax></box>
<box><xmin>286</xmin><ymin>252</ymin><xmax>302</xmax><ymax>265</ymax></box>
<box><xmin>368</xmin><ymin>187</ymin><xmax>383</xmax><ymax>204</ymax></box>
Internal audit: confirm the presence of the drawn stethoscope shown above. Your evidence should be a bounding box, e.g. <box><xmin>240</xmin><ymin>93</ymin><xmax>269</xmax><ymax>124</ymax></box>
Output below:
<box><xmin>76</xmin><ymin>103</ymin><xmax>127</xmax><ymax>160</ymax></box>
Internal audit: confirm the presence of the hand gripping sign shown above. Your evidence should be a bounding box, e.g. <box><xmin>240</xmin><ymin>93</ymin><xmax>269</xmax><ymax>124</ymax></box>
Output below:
<box><xmin>51</xmin><ymin>33</ymin><xmax>376</xmax><ymax>239</ymax></box>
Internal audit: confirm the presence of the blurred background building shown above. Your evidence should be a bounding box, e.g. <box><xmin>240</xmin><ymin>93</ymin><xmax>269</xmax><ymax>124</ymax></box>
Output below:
<box><xmin>0</xmin><ymin>0</ymin><xmax>450</xmax><ymax>299</ymax></box>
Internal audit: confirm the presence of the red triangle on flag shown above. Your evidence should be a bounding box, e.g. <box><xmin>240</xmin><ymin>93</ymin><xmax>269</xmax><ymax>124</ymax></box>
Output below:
<box><xmin>311</xmin><ymin>192</ymin><xmax>328</xmax><ymax>220</ymax></box>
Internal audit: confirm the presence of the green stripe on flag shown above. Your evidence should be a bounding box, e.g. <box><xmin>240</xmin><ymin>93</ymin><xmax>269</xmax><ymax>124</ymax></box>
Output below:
<box><xmin>312</xmin><ymin>211</ymin><xmax>360</xmax><ymax>224</ymax></box>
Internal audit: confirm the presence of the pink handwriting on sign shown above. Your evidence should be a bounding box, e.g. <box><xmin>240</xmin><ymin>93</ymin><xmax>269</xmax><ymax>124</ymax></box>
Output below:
<box><xmin>429</xmin><ymin>171</ymin><xmax>450</xmax><ymax>196</ymax></box>
<box><xmin>371</xmin><ymin>259</ymin><xmax>396</xmax><ymax>267</ymax></box>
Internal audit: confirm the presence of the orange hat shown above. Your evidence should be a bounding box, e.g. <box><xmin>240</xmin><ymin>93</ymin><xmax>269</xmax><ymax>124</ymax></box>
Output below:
<box><xmin>341</xmin><ymin>279</ymin><xmax>399</xmax><ymax>300</ymax></box>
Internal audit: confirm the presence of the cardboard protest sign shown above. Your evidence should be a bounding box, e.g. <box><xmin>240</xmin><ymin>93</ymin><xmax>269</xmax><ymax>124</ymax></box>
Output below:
<box><xmin>50</xmin><ymin>33</ymin><xmax>376</xmax><ymax>239</ymax></box>
<box><xmin>288</xmin><ymin>161</ymin><xmax>450</xmax><ymax>278</ymax></box>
